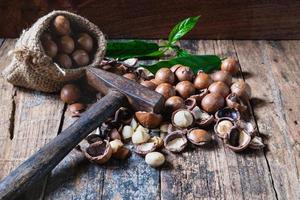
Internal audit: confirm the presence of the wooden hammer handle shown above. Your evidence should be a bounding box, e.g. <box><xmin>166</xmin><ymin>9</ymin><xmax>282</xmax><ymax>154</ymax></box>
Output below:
<box><xmin>0</xmin><ymin>91</ymin><xmax>126</xmax><ymax>200</ymax></box>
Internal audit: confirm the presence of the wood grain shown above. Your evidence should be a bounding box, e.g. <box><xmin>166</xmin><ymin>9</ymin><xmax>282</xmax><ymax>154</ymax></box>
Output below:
<box><xmin>0</xmin><ymin>39</ymin><xmax>65</xmax><ymax>199</ymax></box>
<box><xmin>0</xmin><ymin>0</ymin><xmax>300</xmax><ymax>39</ymax></box>
<box><xmin>160</xmin><ymin>40</ymin><xmax>277</xmax><ymax>200</ymax></box>
<box><xmin>234</xmin><ymin>40</ymin><xmax>300</xmax><ymax>200</ymax></box>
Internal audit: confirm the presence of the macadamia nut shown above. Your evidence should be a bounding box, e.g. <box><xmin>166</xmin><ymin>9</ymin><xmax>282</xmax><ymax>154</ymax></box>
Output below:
<box><xmin>145</xmin><ymin>152</ymin><xmax>165</xmax><ymax>167</ymax></box>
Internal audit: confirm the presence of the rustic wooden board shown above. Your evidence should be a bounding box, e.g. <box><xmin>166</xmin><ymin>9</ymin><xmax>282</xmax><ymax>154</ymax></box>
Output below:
<box><xmin>234</xmin><ymin>40</ymin><xmax>300</xmax><ymax>200</ymax></box>
<box><xmin>0</xmin><ymin>0</ymin><xmax>300</xmax><ymax>39</ymax></box>
<box><xmin>160</xmin><ymin>40</ymin><xmax>277</xmax><ymax>200</ymax></box>
<box><xmin>0</xmin><ymin>39</ymin><xmax>299</xmax><ymax>200</ymax></box>
<box><xmin>0</xmin><ymin>39</ymin><xmax>65</xmax><ymax>199</ymax></box>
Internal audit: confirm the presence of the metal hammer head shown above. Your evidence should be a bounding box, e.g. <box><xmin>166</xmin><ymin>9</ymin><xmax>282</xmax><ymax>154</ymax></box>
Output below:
<box><xmin>86</xmin><ymin>67</ymin><xmax>164</xmax><ymax>113</ymax></box>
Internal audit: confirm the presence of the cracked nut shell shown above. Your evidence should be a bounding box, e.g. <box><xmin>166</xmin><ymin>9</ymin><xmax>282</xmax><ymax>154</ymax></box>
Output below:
<box><xmin>172</xmin><ymin>109</ymin><xmax>194</xmax><ymax>128</ymax></box>
<box><xmin>135</xmin><ymin>111</ymin><xmax>163</xmax><ymax>128</ymax></box>
<box><xmin>84</xmin><ymin>140</ymin><xmax>112</xmax><ymax>164</ymax></box>
<box><xmin>230</xmin><ymin>80</ymin><xmax>251</xmax><ymax>101</ymax></box>
<box><xmin>113</xmin><ymin>147</ymin><xmax>131</xmax><ymax>160</ymax></box>
<box><xmin>214</xmin><ymin>117</ymin><xmax>236</xmax><ymax>138</ymax></box>
<box><xmin>187</xmin><ymin>129</ymin><xmax>212</xmax><ymax>146</ymax></box>
<box><xmin>164</xmin><ymin>132</ymin><xmax>188</xmax><ymax>152</ymax></box>
<box><xmin>135</xmin><ymin>136</ymin><xmax>163</xmax><ymax>155</ymax></box>
<box><xmin>215</xmin><ymin>107</ymin><xmax>240</xmax><ymax>121</ymax></box>
<box><xmin>191</xmin><ymin>106</ymin><xmax>214</xmax><ymax>127</ymax></box>
<box><xmin>224</xmin><ymin>127</ymin><xmax>251</xmax><ymax>152</ymax></box>
<box><xmin>226</xmin><ymin>93</ymin><xmax>247</xmax><ymax>112</ymax></box>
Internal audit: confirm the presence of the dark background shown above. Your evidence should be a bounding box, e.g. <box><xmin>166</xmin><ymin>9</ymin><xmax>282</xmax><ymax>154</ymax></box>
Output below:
<box><xmin>0</xmin><ymin>0</ymin><xmax>300</xmax><ymax>39</ymax></box>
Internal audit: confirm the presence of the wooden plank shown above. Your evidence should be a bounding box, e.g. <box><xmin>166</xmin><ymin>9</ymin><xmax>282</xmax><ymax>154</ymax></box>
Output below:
<box><xmin>234</xmin><ymin>40</ymin><xmax>300</xmax><ymax>200</ymax></box>
<box><xmin>160</xmin><ymin>40</ymin><xmax>277</xmax><ymax>200</ymax></box>
<box><xmin>1</xmin><ymin>0</ymin><xmax>300</xmax><ymax>39</ymax></box>
<box><xmin>0</xmin><ymin>39</ymin><xmax>65</xmax><ymax>199</ymax></box>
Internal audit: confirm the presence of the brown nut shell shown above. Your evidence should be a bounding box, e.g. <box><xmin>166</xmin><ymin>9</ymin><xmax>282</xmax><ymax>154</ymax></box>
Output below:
<box><xmin>187</xmin><ymin>129</ymin><xmax>212</xmax><ymax>146</ymax></box>
<box><xmin>214</xmin><ymin>117</ymin><xmax>236</xmax><ymax>139</ymax></box>
<box><xmin>68</xmin><ymin>103</ymin><xmax>86</xmax><ymax>117</ymax></box>
<box><xmin>194</xmin><ymin>72</ymin><xmax>213</xmax><ymax>89</ymax></box>
<box><xmin>155</xmin><ymin>68</ymin><xmax>175</xmax><ymax>84</ymax></box>
<box><xmin>58</xmin><ymin>35</ymin><xmax>75</xmax><ymax>54</ymax></box>
<box><xmin>72</xmin><ymin>49</ymin><xmax>90</xmax><ymax>66</ymax></box>
<box><xmin>215</xmin><ymin>107</ymin><xmax>241</xmax><ymax>121</ymax></box>
<box><xmin>56</xmin><ymin>53</ymin><xmax>73</xmax><ymax>69</ymax></box>
<box><xmin>201</xmin><ymin>93</ymin><xmax>225</xmax><ymax>113</ymax></box>
<box><xmin>164</xmin><ymin>132</ymin><xmax>188</xmax><ymax>152</ymax></box>
<box><xmin>53</xmin><ymin>15</ymin><xmax>71</xmax><ymax>35</ymax></box>
<box><xmin>221</xmin><ymin>57</ymin><xmax>240</xmax><ymax>75</ymax></box>
<box><xmin>211</xmin><ymin>71</ymin><xmax>232</xmax><ymax>86</ymax></box>
<box><xmin>135</xmin><ymin>137</ymin><xmax>162</xmax><ymax>155</ymax></box>
<box><xmin>60</xmin><ymin>84</ymin><xmax>81</xmax><ymax>104</ymax></box>
<box><xmin>191</xmin><ymin>106</ymin><xmax>214</xmax><ymax>127</ymax></box>
<box><xmin>135</xmin><ymin>111</ymin><xmax>163</xmax><ymax>129</ymax></box>
<box><xmin>42</xmin><ymin>39</ymin><xmax>58</xmax><ymax>58</ymax></box>
<box><xmin>184</xmin><ymin>97</ymin><xmax>197</xmax><ymax>110</ymax></box>
<box><xmin>208</xmin><ymin>81</ymin><xmax>230</xmax><ymax>97</ymax></box>
<box><xmin>230</xmin><ymin>80</ymin><xmax>251</xmax><ymax>101</ymax></box>
<box><xmin>113</xmin><ymin>147</ymin><xmax>131</xmax><ymax>160</ymax></box>
<box><xmin>155</xmin><ymin>83</ymin><xmax>176</xmax><ymax>99</ymax></box>
<box><xmin>224</xmin><ymin>127</ymin><xmax>251</xmax><ymax>152</ymax></box>
<box><xmin>84</xmin><ymin>140</ymin><xmax>112</xmax><ymax>164</ymax></box>
<box><xmin>77</xmin><ymin>33</ymin><xmax>93</xmax><ymax>52</ymax></box>
<box><xmin>175</xmin><ymin>81</ymin><xmax>195</xmax><ymax>99</ymax></box>
<box><xmin>226</xmin><ymin>93</ymin><xmax>247</xmax><ymax>112</ymax></box>
<box><xmin>189</xmin><ymin>89</ymin><xmax>208</xmax><ymax>105</ymax></box>
<box><xmin>165</xmin><ymin>96</ymin><xmax>185</xmax><ymax>113</ymax></box>
<box><xmin>175</xmin><ymin>66</ymin><xmax>194</xmax><ymax>81</ymax></box>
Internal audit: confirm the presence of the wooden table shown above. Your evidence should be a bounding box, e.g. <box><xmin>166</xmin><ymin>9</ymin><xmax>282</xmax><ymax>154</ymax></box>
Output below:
<box><xmin>0</xmin><ymin>39</ymin><xmax>299</xmax><ymax>200</ymax></box>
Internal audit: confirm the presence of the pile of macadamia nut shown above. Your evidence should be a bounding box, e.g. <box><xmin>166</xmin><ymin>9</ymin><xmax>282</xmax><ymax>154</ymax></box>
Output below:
<box><xmin>41</xmin><ymin>15</ymin><xmax>94</xmax><ymax>69</ymax></box>
<box><xmin>59</xmin><ymin>57</ymin><xmax>265</xmax><ymax>168</ymax></box>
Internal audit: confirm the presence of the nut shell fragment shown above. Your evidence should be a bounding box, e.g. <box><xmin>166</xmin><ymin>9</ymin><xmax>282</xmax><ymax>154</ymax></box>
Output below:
<box><xmin>224</xmin><ymin>128</ymin><xmax>251</xmax><ymax>152</ymax></box>
<box><xmin>191</xmin><ymin>106</ymin><xmax>214</xmax><ymax>127</ymax></box>
<box><xmin>84</xmin><ymin>140</ymin><xmax>112</xmax><ymax>164</ymax></box>
<box><xmin>135</xmin><ymin>111</ymin><xmax>163</xmax><ymax>128</ymax></box>
<box><xmin>215</xmin><ymin>107</ymin><xmax>241</xmax><ymax>121</ymax></box>
<box><xmin>249</xmin><ymin>136</ymin><xmax>265</xmax><ymax>149</ymax></box>
<box><xmin>187</xmin><ymin>129</ymin><xmax>212</xmax><ymax>146</ymax></box>
<box><xmin>214</xmin><ymin>117</ymin><xmax>236</xmax><ymax>139</ymax></box>
<box><xmin>164</xmin><ymin>132</ymin><xmax>188</xmax><ymax>152</ymax></box>
<box><xmin>113</xmin><ymin>147</ymin><xmax>131</xmax><ymax>160</ymax></box>
<box><xmin>226</xmin><ymin>93</ymin><xmax>247</xmax><ymax>112</ymax></box>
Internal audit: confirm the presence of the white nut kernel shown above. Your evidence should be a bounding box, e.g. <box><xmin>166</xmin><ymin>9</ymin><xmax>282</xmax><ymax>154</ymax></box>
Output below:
<box><xmin>145</xmin><ymin>152</ymin><xmax>165</xmax><ymax>167</ymax></box>
<box><xmin>173</xmin><ymin>110</ymin><xmax>193</xmax><ymax>128</ymax></box>
<box><xmin>130</xmin><ymin>118</ymin><xmax>138</xmax><ymax>130</ymax></box>
<box><xmin>132</xmin><ymin>125</ymin><xmax>150</xmax><ymax>144</ymax></box>
<box><xmin>109</xmin><ymin>139</ymin><xmax>124</xmax><ymax>154</ymax></box>
<box><xmin>122</xmin><ymin>125</ymin><xmax>133</xmax><ymax>140</ymax></box>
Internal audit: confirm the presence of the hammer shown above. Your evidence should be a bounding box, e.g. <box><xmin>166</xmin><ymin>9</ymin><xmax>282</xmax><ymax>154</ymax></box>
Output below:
<box><xmin>0</xmin><ymin>67</ymin><xmax>164</xmax><ymax>200</ymax></box>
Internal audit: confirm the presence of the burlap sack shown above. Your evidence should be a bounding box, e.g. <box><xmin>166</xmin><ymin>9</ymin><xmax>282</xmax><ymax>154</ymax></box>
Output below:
<box><xmin>2</xmin><ymin>10</ymin><xmax>106</xmax><ymax>92</ymax></box>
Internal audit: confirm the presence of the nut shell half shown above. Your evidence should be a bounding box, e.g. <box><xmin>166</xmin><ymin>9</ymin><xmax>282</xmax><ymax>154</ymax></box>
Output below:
<box><xmin>164</xmin><ymin>132</ymin><xmax>188</xmax><ymax>153</ymax></box>
<box><xmin>214</xmin><ymin>117</ymin><xmax>236</xmax><ymax>139</ymax></box>
<box><xmin>84</xmin><ymin>140</ymin><xmax>112</xmax><ymax>164</ymax></box>
<box><xmin>135</xmin><ymin>136</ymin><xmax>163</xmax><ymax>155</ymax></box>
<box><xmin>215</xmin><ymin>107</ymin><xmax>240</xmax><ymax>121</ymax></box>
<box><xmin>226</xmin><ymin>93</ymin><xmax>247</xmax><ymax>112</ymax></box>
<box><xmin>224</xmin><ymin>128</ymin><xmax>251</xmax><ymax>152</ymax></box>
<box><xmin>135</xmin><ymin>111</ymin><xmax>163</xmax><ymax>129</ymax></box>
<box><xmin>191</xmin><ymin>106</ymin><xmax>214</xmax><ymax>127</ymax></box>
<box><xmin>187</xmin><ymin>129</ymin><xmax>212</xmax><ymax>146</ymax></box>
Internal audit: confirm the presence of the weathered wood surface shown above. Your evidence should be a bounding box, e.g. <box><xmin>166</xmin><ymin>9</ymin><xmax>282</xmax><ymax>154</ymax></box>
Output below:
<box><xmin>0</xmin><ymin>39</ymin><xmax>299</xmax><ymax>200</ymax></box>
<box><xmin>1</xmin><ymin>1</ymin><xmax>300</xmax><ymax>39</ymax></box>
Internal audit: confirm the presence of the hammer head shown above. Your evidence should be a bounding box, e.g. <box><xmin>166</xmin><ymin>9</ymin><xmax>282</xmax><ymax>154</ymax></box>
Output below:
<box><xmin>86</xmin><ymin>67</ymin><xmax>164</xmax><ymax>113</ymax></box>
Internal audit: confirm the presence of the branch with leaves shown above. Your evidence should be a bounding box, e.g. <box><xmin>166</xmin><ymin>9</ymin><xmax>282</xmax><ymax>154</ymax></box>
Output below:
<box><xmin>105</xmin><ymin>16</ymin><xmax>221</xmax><ymax>73</ymax></box>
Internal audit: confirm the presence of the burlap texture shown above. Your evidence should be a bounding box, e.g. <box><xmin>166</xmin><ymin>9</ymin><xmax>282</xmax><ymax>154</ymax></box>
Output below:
<box><xmin>2</xmin><ymin>10</ymin><xmax>106</xmax><ymax>92</ymax></box>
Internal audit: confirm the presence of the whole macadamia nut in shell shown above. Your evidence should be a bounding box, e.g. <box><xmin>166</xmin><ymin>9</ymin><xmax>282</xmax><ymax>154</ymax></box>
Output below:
<box><xmin>208</xmin><ymin>81</ymin><xmax>230</xmax><ymax>97</ymax></box>
<box><xmin>60</xmin><ymin>84</ymin><xmax>81</xmax><ymax>104</ymax></box>
<box><xmin>194</xmin><ymin>72</ymin><xmax>213</xmax><ymax>89</ymax></box>
<box><xmin>77</xmin><ymin>33</ymin><xmax>94</xmax><ymax>52</ymax></box>
<box><xmin>155</xmin><ymin>68</ymin><xmax>175</xmax><ymax>84</ymax></box>
<box><xmin>72</xmin><ymin>49</ymin><xmax>90</xmax><ymax>66</ymax></box>
<box><xmin>211</xmin><ymin>71</ymin><xmax>232</xmax><ymax>86</ymax></box>
<box><xmin>175</xmin><ymin>81</ymin><xmax>195</xmax><ymax>99</ymax></box>
<box><xmin>201</xmin><ymin>93</ymin><xmax>225</xmax><ymax>113</ymax></box>
<box><xmin>175</xmin><ymin>65</ymin><xmax>194</xmax><ymax>81</ymax></box>
<box><xmin>221</xmin><ymin>57</ymin><xmax>240</xmax><ymax>74</ymax></box>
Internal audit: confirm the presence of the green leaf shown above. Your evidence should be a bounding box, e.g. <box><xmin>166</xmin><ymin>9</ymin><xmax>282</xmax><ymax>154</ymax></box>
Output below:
<box><xmin>143</xmin><ymin>55</ymin><xmax>221</xmax><ymax>74</ymax></box>
<box><xmin>168</xmin><ymin>16</ymin><xmax>200</xmax><ymax>45</ymax></box>
<box><xmin>172</xmin><ymin>46</ymin><xmax>191</xmax><ymax>57</ymax></box>
<box><xmin>106</xmin><ymin>40</ymin><xmax>160</xmax><ymax>60</ymax></box>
